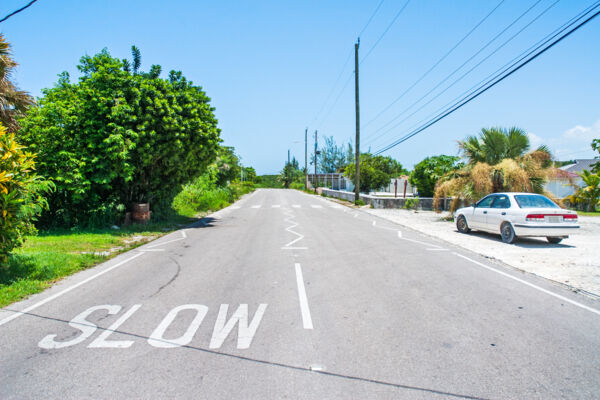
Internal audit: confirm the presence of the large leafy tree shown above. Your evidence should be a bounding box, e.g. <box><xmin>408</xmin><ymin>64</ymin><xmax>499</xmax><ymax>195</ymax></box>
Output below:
<box><xmin>279</xmin><ymin>157</ymin><xmax>303</xmax><ymax>188</ymax></box>
<box><xmin>435</xmin><ymin>127</ymin><xmax>553</xmax><ymax>211</ymax></box>
<box><xmin>345</xmin><ymin>153</ymin><xmax>407</xmax><ymax>193</ymax></box>
<box><xmin>316</xmin><ymin>136</ymin><xmax>350</xmax><ymax>173</ymax></box>
<box><xmin>567</xmin><ymin>169</ymin><xmax>600</xmax><ymax>212</ymax></box>
<box><xmin>409</xmin><ymin>155</ymin><xmax>463</xmax><ymax>197</ymax></box>
<box><xmin>0</xmin><ymin>34</ymin><xmax>34</xmax><ymax>132</ymax></box>
<box><xmin>18</xmin><ymin>47</ymin><xmax>221</xmax><ymax>227</ymax></box>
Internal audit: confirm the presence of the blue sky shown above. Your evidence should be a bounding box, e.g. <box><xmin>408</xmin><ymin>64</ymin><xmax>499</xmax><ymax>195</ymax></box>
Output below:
<box><xmin>2</xmin><ymin>0</ymin><xmax>599</xmax><ymax>174</ymax></box>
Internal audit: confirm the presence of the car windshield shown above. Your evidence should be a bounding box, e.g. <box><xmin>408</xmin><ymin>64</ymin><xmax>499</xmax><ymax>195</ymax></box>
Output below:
<box><xmin>514</xmin><ymin>194</ymin><xmax>559</xmax><ymax>208</ymax></box>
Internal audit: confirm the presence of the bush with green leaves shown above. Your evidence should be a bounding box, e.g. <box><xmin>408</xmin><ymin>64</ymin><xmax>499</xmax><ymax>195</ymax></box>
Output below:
<box><xmin>409</xmin><ymin>155</ymin><xmax>463</xmax><ymax>197</ymax></box>
<box><xmin>344</xmin><ymin>153</ymin><xmax>407</xmax><ymax>193</ymax></box>
<box><xmin>17</xmin><ymin>47</ymin><xmax>221</xmax><ymax>227</ymax></box>
<box><xmin>0</xmin><ymin>124</ymin><xmax>53</xmax><ymax>263</ymax></box>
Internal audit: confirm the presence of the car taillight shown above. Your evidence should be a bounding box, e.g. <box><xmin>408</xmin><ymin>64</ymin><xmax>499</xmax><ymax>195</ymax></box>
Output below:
<box><xmin>563</xmin><ymin>214</ymin><xmax>578</xmax><ymax>221</ymax></box>
<box><xmin>525</xmin><ymin>214</ymin><xmax>545</xmax><ymax>222</ymax></box>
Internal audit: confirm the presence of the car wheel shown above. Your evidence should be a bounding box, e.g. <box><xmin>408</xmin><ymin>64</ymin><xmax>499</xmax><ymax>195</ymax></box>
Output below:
<box><xmin>500</xmin><ymin>222</ymin><xmax>516</xmax><ymax>244</ymax></box>
<box><xmin>546</xmin><ymin>237</ymin><xmax>562</xmax><ymax>244</ymax></box>
<box><xmin>456</xmin><ymin>215</ymin><xmax>471</xmax><ymax>233</ymax></box>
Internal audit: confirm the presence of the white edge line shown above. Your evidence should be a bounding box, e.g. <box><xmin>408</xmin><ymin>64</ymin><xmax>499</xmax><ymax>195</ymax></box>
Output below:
<box><xmin>294</xmin><ymin>263</ymin><xmax>314</xmax><ymax>329</ymax></box>
<box><xmin>181</xmin><ymin>230</ymin><xmax>187</xmax><ymax>239</ymax></box>
<box><xmin>281</xmin><ymin>247</ymin><xmax>308</xmax><ymax>250</ymax></box>
<box><xmin>399</xmin><ymin>236</ymin><xmax>442</xmax><ymax>249</ymax></box>
<box><xmin>454</xmin><ymin>252</ymin><xmax>600</xmax><ymax>316</ymax></box>
<box><xmin>146</xmin><ymin>237</ymin><xmax>184</xmax><ymax>249</ymax></box>
<box><xmin>397</xmin><ymin>231</ymin><xmax>403</xmax><ymax>238</ymax></box>
<box><xmin>137</xmin><ymin>249</ymin><xmax>165</xmax><ymax>252</ymax></box>
<box><xmin>0</xmin><ymin>252</ymin><xmax>145</xmax><ymax>327</ymax></box>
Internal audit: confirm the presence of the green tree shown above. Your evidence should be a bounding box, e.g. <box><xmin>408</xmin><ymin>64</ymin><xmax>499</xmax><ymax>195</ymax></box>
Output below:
<box><xmin>18</xmin><ymin>47</ymin><xmax>221</xmax><ymax>227</ymax></box>
<box><xmin>279</xmin><ymin>157</ymin><xmax>303</xmax><ymax>188</ymax></box>
<box><xmin>0</xmin><ymin>124</ymin><xmax>53</xmax><ymax>263</ymax></box>
<box><xmin>567</xmin><ymin>170</ymin><xmax>600</xmax><ymax>212</ymax></box>
<box><xmin>344</xmin><ymin>153</ymin><xmax>407</xmax><ymax>193</ymax></box>
<box><xmin>242</xmin><ymin>167</ymin><xmax>257</xmax><ymax>183</ymax></box>
<box><xmin>317</xmin><ymin>136</ymin><xmax>348</xmax><ymax>173</ymax></box>
<box><xmin>409</xmin><ymin>155</ymin><xmax>463</xmax><ymax>197</ymax></box>
<box><xmin>212</xmin><ymin>146</ymin><xmax>241</xmax><ymax>186</ymax></box>
<box><xmin>0</xmin><ymin>34</ymin><xmax>34</xmax><ymax>132</ymax></box>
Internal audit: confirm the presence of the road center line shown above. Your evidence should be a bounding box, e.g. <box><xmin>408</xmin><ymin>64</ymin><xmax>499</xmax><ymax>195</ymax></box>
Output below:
<box><xmin>0</xmin><ymin>252</ymin><xmax>145</xmax><ymax>327</ymax></box>
<box><xmin>294</xmin><ymin>263</ymin><xmax>314</xmax><ymax>330</ymax></box>
<box><xmin>454</xmin><ymin>252</ymin><xmax>600</xmax><ymax>316</ymax></box>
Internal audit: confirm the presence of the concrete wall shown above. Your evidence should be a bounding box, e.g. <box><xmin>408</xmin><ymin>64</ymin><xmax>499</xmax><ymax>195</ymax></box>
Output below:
<box><xmin>321</xmin><ymin>189</ymin><xmax>467</xmax><ymax>211</ymax></box>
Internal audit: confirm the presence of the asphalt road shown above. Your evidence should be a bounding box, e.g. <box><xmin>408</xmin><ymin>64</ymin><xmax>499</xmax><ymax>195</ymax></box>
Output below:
<box><xmin>1</xmin><ymin>189</ymin><xmax>599</xmax><ymax>399</ymax></box>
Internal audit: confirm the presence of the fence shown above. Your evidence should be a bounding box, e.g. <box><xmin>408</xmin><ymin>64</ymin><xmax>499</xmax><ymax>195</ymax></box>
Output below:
<box><xmin>321</xmin><ymin>189</ymin><xmax>468</xmax><ymax>211</ymax></box>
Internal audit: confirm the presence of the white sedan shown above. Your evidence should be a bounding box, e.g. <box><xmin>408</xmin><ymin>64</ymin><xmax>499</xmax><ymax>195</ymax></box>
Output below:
<box><xmin>454</xmin><ymin>192</ymin><xmax>579</xmax><ymax>244</ymax></box>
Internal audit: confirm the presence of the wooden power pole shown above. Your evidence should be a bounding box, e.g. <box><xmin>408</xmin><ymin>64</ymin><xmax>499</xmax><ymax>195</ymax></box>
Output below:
<box><xmin>354</xmin><ymin>39</ymin><xmax>361</xmax><ymax>202</ymax></box>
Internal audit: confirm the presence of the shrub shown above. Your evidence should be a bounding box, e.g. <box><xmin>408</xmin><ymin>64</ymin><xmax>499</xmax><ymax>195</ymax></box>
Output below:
<box><xmin>18</xmin><ymin>48</ymin><xmax>221</xmax><ymax>227</ymax></box>
<box><xmin>354</xmin><ymin>199</ymin><xmax>365</xmax><ymax>206</ymax></box>
<box><xmin>0</xmin><ymin>125</ymin><xmax>53</xmax><ymax>263</ymax></box>
<box><xmin>404</xmin><ymin>197</ymin><xmax>419</xmax><ymax>210</ymax></box>
<box><xmin>290</xmin><ymin>182</ymin><xmax>304</xmax><ymax>190</ymax></box>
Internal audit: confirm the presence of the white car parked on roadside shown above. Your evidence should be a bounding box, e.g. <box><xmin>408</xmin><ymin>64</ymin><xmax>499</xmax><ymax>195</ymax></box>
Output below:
<box><xmin>454</xmin><ymin>192</ymin><xmax>579</xmax><ymax>244</ymax></box>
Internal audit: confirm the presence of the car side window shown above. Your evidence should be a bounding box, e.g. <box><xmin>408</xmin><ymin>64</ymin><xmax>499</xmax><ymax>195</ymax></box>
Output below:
<box><xmin>477</xmin><ymin>196</ymin><xmax>494</xmax><ymax>208</ymax></box>
<box><xmin>491</xmin><ymin>195</ymin><xmax>510</xmax><ymax>208</ymax></box>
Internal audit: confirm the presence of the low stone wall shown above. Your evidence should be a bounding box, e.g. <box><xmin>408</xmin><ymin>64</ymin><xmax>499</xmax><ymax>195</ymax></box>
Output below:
<box><xmin>321</xmin><ymin>189</ymin><xmax>467</xmax><ymax>211</ymax></box>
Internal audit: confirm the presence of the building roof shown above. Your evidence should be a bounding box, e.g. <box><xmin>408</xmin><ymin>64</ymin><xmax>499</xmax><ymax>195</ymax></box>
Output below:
<box><xmin>559</xmin><ymin>159</ymin><xmax>598</xmax><ymax>174</ymax></box>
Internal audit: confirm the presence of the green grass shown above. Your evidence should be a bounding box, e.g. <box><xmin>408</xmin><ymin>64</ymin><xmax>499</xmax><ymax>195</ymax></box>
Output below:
<box><xmin>577</xmin><ymin>210</ymin><xmax>600</xmax><ymax>216</ymax></box>
<box><xmin>0</xmin><ymin>216</ymin><xmax>197</xmax><ymax>308</ymax></box>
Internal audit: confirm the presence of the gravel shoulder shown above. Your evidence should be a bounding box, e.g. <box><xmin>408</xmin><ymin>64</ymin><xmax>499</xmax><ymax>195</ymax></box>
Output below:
<box><xmin>363</xmin><ymin>208</ymin><xmax>600</xmax><ymax>297</ymax></box>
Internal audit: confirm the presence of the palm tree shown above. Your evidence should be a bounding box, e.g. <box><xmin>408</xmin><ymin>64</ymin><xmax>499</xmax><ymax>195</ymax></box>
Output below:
<box><xmin>0</xmin><ymin>34</ymin><xmax>34</xmax><ymax>132</ymax></box>
<box><xmin>567</xmin><ymin>170</ymin><xmax>600</xmax><ymax>212</ymax></box>
<box><xmin>434</xmin><ymin>126</ymin><xmax>554</xmax><ymax>211</ymax></box>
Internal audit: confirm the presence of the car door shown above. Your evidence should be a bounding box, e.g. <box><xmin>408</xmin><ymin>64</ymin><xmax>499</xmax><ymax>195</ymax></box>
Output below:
<box><xmin>486</xmin><ymin>194</ymin><xmax>511</xmax><ymax>232</ymax></box>
<box><xmin>471</xmin><ymin>195</ymin><xmax>495</xmax><ymax>229</ymax></box>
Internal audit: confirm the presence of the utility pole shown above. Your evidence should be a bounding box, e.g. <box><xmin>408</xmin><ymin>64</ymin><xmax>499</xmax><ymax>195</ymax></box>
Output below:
<box><xmin>304</xmin><ymin>128</ymin><xmax>308</xmax><ymax>189</ymax></box>
<box><xmin>354</xmin><ymin>38</ymin><xmax>361</xmax><ymax>203</ymax></box>
<box><xmin>314</xmin><ymin>130</ymin><xmax>319</xmax><ymax>193</ymax></box>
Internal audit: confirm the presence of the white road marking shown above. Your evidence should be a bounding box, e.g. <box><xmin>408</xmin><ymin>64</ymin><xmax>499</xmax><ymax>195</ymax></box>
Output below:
<box><xmin>353</xmin><ymin>213</ymin><xmax>358</xmax><ymax>218</ymax></box>
<box><xmin>272</xmin><ymin>205</ymin><xmax>281</xmax><ymax>208</ymax></box>
<box><xmin>282</xmin><ymin>209</ymin><xmax>305</xmax><ymax>248</ymax></box>
<box><xmin>281</xmin><ymin>247</ymin><xmax>308</xmax><ymax>250</ymax></box>
<box><xmin>0</xmin><ymin>252</ymin><xmax>144</xmax><ymax>327</ymax></box>
<box><xmin>426</xmin><ymin>248</ymin><xmax>448</xmax><ymax>251</ymax></box>
<box><xmin>39</xmin><ymin>305</ymin><xmax>120</xmax><ymax>349</ymax></box>
<box><xmin>230</xmin><ymin>206</ymin><xmax>241</xmax><ymax>209</ymax></box>
<box><xmin>397</xmin><ymin>231</ymin><xmax>403</xmax><ymax>238</ymax></box>
<box><xmin>311</xmin><ymin>205</ymin><xmax>322</xmax><ymax>208</ymax></box>
<box><xmin>372</xmin><ymin>221</ymin><xmax>376</xmax><ymax>226</ymax></box>
<box><xmin>137</xmin><ymin>249</ymin><xmax>165</xmax><ymax>252</ymax></box>
<box><xmin>294</xmin><ymin>263</ymin><xmax>314</xmax><ymax>330</ymax></box>
<box><xmin>88</xmin><ymin>304</ymin><xmax>142</xmax><ymax>348</ymax></box>
<box><xmin>251</xmin><ymin>205</ymin><xmax>261</xmax><ymax>209</ymax></box>
<box><xmin>292</xmin><ymin>205</ymin><xmax>301</xmax><ymax>208</ymax></box>
<box><xmin>209</xmin><ymin>304</ymin><xmax>268</xmax><ymax>349</ymax></box>
<box><xmin>148</xmin><ymin>304</ymin><xmax>209</xmax><ymax>348</ymax></box>
<box><xmin>398</xmin><ymin>236</ymin><xmax>443</xmax><ymax>249</ymax></box>
<box><xmin>454</xmin><ymin>253</ymin><xmax>600</xmax><ymax>316</ymax></box>
<box><xmin>181</xmin><ymin>230</ymin><xmax>187</xmax><ymax>239</ymax></box>
<box><xmin>146</xmin><ymin>230</ymin><xmax>187</xmax><ymax>249</ymax></box>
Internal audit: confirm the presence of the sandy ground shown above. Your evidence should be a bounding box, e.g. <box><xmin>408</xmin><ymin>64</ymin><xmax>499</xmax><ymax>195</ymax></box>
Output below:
<box><xmin>363</xmin><ymin>208</ymin><xmax>600</xmax><ymax>297</ymax></box>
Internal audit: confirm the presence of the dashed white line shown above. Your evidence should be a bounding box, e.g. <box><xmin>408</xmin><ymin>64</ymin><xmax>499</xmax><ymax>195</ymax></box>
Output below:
<box><xmin>0</xmin><ymin>252</ymin><xmax>144</xmax><ymax>327</ymax></box>
<box><xmin>311</xmin><ymin>205</ymin><xmax>322</xmax><ymax>208</ymax></box>
<box><xmin>294</xmin><ymin>263</ymin><xmax>314</xmax><ymax>329</ymax></box>
<box><xmin>454</xmin><ymin>252</ymin><xmax>600</xmax><ymax>316</ymax></box>
<box><xmin>251</xmin><ymin>205</ymin><xmax>261</xmax><ymax>209</ymax></box>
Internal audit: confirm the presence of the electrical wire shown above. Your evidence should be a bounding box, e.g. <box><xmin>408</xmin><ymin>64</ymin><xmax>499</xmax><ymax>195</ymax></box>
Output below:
<box><xmin>360</xmin><ymin>0</ymin><xmax>411</xmax><ymax>64</ymax></box>
<box><xmin>0</xmin><ymin>0</ymin><xmax>39</xmax><ymax>23</ymax></box>
<box><xmin>366</xmin><ymin>0</ymin><xmax>560</xmax><ymax>146</ymax></box>
<box><xmin>362</xmin><ymin>0</ymin><xmax>507</xmax><ymax>130</ymax></box>
<box><xmin>373</xmin><ymin>3</ymin><xmax>600</xmax><ymax>155</ymax></box>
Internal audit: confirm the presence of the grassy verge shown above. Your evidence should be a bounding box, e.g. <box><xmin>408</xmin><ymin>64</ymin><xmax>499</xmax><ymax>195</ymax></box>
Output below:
<box><xmin>0</xmin><ymin>215</ymin><xmax>198</xmax><ymax>308</ymax></box>
<box><xmin>578</xmin><ymin>210</ymin><xmax>600</xmax><ymax>216</ymax></box>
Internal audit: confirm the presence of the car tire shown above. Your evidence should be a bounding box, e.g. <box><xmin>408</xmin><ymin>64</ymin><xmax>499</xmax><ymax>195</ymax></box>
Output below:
<box><xmin>546</xmin><ymin>237</ymin><xmax>562</xmax><ymax>244</ymax></box>
<box><xmin>500</xmin><ymin>222</ymin><xmax>516</xmax><ymax>244</ymax></box>
<box><xmin>456</xmin><ymin>215</ymin><xmax>471</xmax><ymax>233</ymax></box>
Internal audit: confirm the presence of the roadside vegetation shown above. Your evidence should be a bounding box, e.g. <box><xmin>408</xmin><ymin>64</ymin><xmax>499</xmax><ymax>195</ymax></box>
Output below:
<box><xmin>0</xmin><ymin>36</ymin><xmax>258</xmax><ymax>306</ymax></box>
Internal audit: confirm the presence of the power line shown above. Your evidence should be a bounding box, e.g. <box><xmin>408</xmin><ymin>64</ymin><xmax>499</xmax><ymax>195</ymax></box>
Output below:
<box><xmin>373</xmin><ymin>3</ymin><xmax>600</xmax><ymax>155</ymax></box>
<box><xmin>360</xmin><ymin>0</ymin><xmax>411</xmax><ymax>64</ymax></box>
<box><xmin>366</xmin><ymin>0</ymin><xmax>560</xmax><ymax>147</ymax></box>
<box><xmin>358</xmin><ymin>0</ymin><xmax>386</xmax><ymax>38</ymax></box>
<box><xmin>362</xmin><ymin>0</ymin><xmax>507</xmax><ymax>130</ymax></box>
<box><xmin>0</xmin><ymin>0</ymin><xmax>39</xmax><ymax>24</ymax></box>
<box><xmin>310</xmin><ymin>0</ymin><xmax>390</xmax><ymax>127</ymax></box>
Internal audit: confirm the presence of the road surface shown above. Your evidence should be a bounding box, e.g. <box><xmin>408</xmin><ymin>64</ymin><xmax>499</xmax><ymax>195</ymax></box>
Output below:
<box><xmin>1</xmin><ymin>189</ymin><xmax>599</xmax><ymax>399</ymax></box>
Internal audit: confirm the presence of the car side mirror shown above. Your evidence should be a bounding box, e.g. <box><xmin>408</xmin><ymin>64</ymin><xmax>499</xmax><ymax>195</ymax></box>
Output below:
<box><xmin>471</xmin><ymin>203</ymin><xmax>476</xmax><ymax>208</ymax></box>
